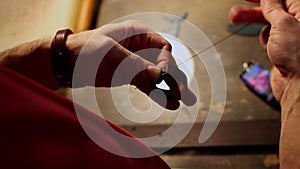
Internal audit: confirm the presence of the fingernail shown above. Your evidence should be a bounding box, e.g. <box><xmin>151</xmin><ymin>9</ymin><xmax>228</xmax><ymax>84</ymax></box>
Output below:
<box><xmin>147</xmin><ymin>65</ymin><xmax>161</xmax><ymax>81</ymax></box>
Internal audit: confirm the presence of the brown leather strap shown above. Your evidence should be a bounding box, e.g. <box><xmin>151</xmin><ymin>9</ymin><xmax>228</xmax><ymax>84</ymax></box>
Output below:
<box><xmin>50</xmin><ymin>29</ymin><xmax>73</xmax><ymax>87</ymax></box>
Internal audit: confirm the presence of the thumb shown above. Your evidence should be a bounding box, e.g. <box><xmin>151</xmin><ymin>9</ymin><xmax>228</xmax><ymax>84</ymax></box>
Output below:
<box><xmin>99</xmin><ymin>40</ymin><xmax>162</xmax><ymax>87</ymax></box>
<box><xmin>261</xmin><ymin>0</ymin><xmax>290</xmax><ymax>25</ymax></box>
<box><xmin>110</xmin><ymin>44</ymin><xmax>163</xmax><ymax>85</ymax></box>
<box><xmin>145</xmin><ymin>65</ymin><xmax>162</xmax><ymax>82</ymax></box>
<box><xmin>129</xmin><ymin>64</ymin><xmax>162</xmax><ymax>88</ymax></box>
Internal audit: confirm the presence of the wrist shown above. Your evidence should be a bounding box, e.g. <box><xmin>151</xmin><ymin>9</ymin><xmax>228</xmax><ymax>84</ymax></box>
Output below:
<box><xmin>0</xmin><ymin>36</ymin><xmax>61</xmax><ymax>90</ymax></box>
<box><xmin>38</xmin><ymin>36</ymin><xmax>62</xmax><ymax>90</ymax></box>
<box><xmin>279</xmin><ymin>75</ymin><xmax>300</xmax><ymax>169</ymax></box>
<box><xmin>64</xmin><ymin>30</ymin><xmax>95</xmax><ymax>87</ymax></box>
<box><xmin>65</xmin><ymin>30</ymin><xmax>93</xmax><ymax>67</ymax></box>
<box><xmin>65</xmin><ymin>33</ymin><xmax>81</xmax><ymax>67</ymax></box>
<box><xmin>281</xmin><ymin>75</ymin><xmax>300</xmax><ymax>110</ymax></box>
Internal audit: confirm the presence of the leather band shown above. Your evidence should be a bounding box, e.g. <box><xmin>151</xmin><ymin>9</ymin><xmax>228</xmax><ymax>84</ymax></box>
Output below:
<box><xmin>50</xmin><ymin>29</ymin><xmax>73</xmax><ymax>87</ymax></box>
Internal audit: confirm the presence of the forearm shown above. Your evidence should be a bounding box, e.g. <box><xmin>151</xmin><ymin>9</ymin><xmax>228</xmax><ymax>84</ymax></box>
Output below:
<box><xmin>280</xmin><ymin>76</ymin><xmax>300</xmax><ymax>169</ymax></box>
<box><xmin>0</xmin><ymin>37</ymin><xmax>60</xmax><ymax>90</ymax></box>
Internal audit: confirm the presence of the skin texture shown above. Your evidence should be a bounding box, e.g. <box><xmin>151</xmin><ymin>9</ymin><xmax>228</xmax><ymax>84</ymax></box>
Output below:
<box><xmin>229</xmin><ymin>0</ymin><xmax>300</xmax><ymax>168</ymax></box>
<box><xmin>0</xmin><ymin>20</ymin><xmax>196</xmax><ymax>110</ymax></box>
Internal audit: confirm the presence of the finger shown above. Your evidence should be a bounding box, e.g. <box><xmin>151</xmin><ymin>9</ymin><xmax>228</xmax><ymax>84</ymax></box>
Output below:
<box><xmin>152</xmin><ymin>35</ymin><xmax>176</xmax><ymax>68</ymax></box>
<box><xmin>285</xmin><ymin>0</ymin><xmax>300</xmax><ymax>21</ymax></box>
<box><xmin>261</xmin><ymin>0</ymin><xmax>291</xmax><ymax>25</ymax></box>
<box><xmin>161</xmin><ymin>73</ymin><xmax>182</xmax><ymax>100</ymax></box>
<box><xmin>111</xmin><ymin>42</ymin><xmax>162</xmax><ymax>82</ymax></box>
<box><xmin>166</xmin><ymin>66</ymin><xmax>197</xmax><ymax>106</ymax></box>
<box><xmin>229</xmin><ymin>5</ymin><xmax>267</xmax><ymax>24</ymax></box>
<box><xmin>130</xmin><ymin>65</ymin><xmax>161</xmax><ymax>89</ymax></box>
<box><xmin>136</xmin><ymin>32</ymin><xmax>176</xmax><ymax>69</ymax></box>
<box><xmin>156</xmin><ymin>73</ymin><xmax>181</xmax><ymax>110</ymax></box>
<box><xmin>135</xmin><ymin>81</ymin><xmax>181</xmax><ymax>110</ymax></box>
<box><xmin>150</xmin><ymin>88</ymin><xmax>181</xmax><ymax>110</ymax></box>
<box><xmin>95</xmin><ymin>39</ymin><xmax>162</xmax><ymax>87</ymax></box>
<box><xmin>104</xmin><ymin>20</ymin><xmax>176</xmax><ymax>72</ymax></box>
<box><xmin>139</xmin><ymin>65</ymin><xmax>197</xmax><ymax>110</ymax></box>
<box><xmin>259</xmin><ymin>25</ymin><xmax>271</xmax><ymax>49</ymax></box>
<box><xmin>156</xmin><ymin>44</ymin><xmax>173</xmax><ymax>69</ymax></box>
<box><xmin>181</xmin><ymin>86</ymin><xmax>197</xmax><ymax>106</ymax></box>
<box><xmin>140</xmin><ymin>66</ymin><xmax>188</xmax><ymax>110</ymax></box>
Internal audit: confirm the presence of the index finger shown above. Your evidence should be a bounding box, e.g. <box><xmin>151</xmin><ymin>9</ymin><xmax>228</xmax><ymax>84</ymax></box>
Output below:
<box><xmin>144</xmin><ymin>33</ymin><xmax>175</xmax><ymax>68</ymax></box>
<box><xmin>166</xmin><ymin>66</ymin><xmax>197</xmax><ymax>106</ymax></box>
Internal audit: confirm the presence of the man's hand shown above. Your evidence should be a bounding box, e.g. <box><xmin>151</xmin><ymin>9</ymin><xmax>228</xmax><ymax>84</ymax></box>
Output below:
<box><xmin>67</xmin><ymin>20</ymin><xmax>196</xmax><ymax>110</ymax></box>
<box><xmin>229</xmin><ymin>0</ymin><xmax>300</xmax><ymax>102</ymax></box>
<box><xmin>230</xmin><ymin>1</ymin><xmax>300</xmax><ymax>168</ymax></box>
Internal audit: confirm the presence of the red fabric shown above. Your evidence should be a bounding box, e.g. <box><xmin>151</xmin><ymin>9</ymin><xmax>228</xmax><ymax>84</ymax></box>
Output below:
<box><xmin>0</xmin><ymin>66</ymin><xmax>170</xmax><ymax>169</ymax></box>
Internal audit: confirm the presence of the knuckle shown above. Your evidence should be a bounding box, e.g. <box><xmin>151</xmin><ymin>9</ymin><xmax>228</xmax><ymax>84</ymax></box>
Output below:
<box><xmin>102</xmin><ymin>36</ymin><xmax>115</xmax><ymax>45</ymax></box>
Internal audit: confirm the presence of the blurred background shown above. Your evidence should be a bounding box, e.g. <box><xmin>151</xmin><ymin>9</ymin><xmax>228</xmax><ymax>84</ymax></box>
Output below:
<box><xmin>0</xmin><ymin>0</ymin><xmax>280</xmax><ymax>168</ymax></box>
